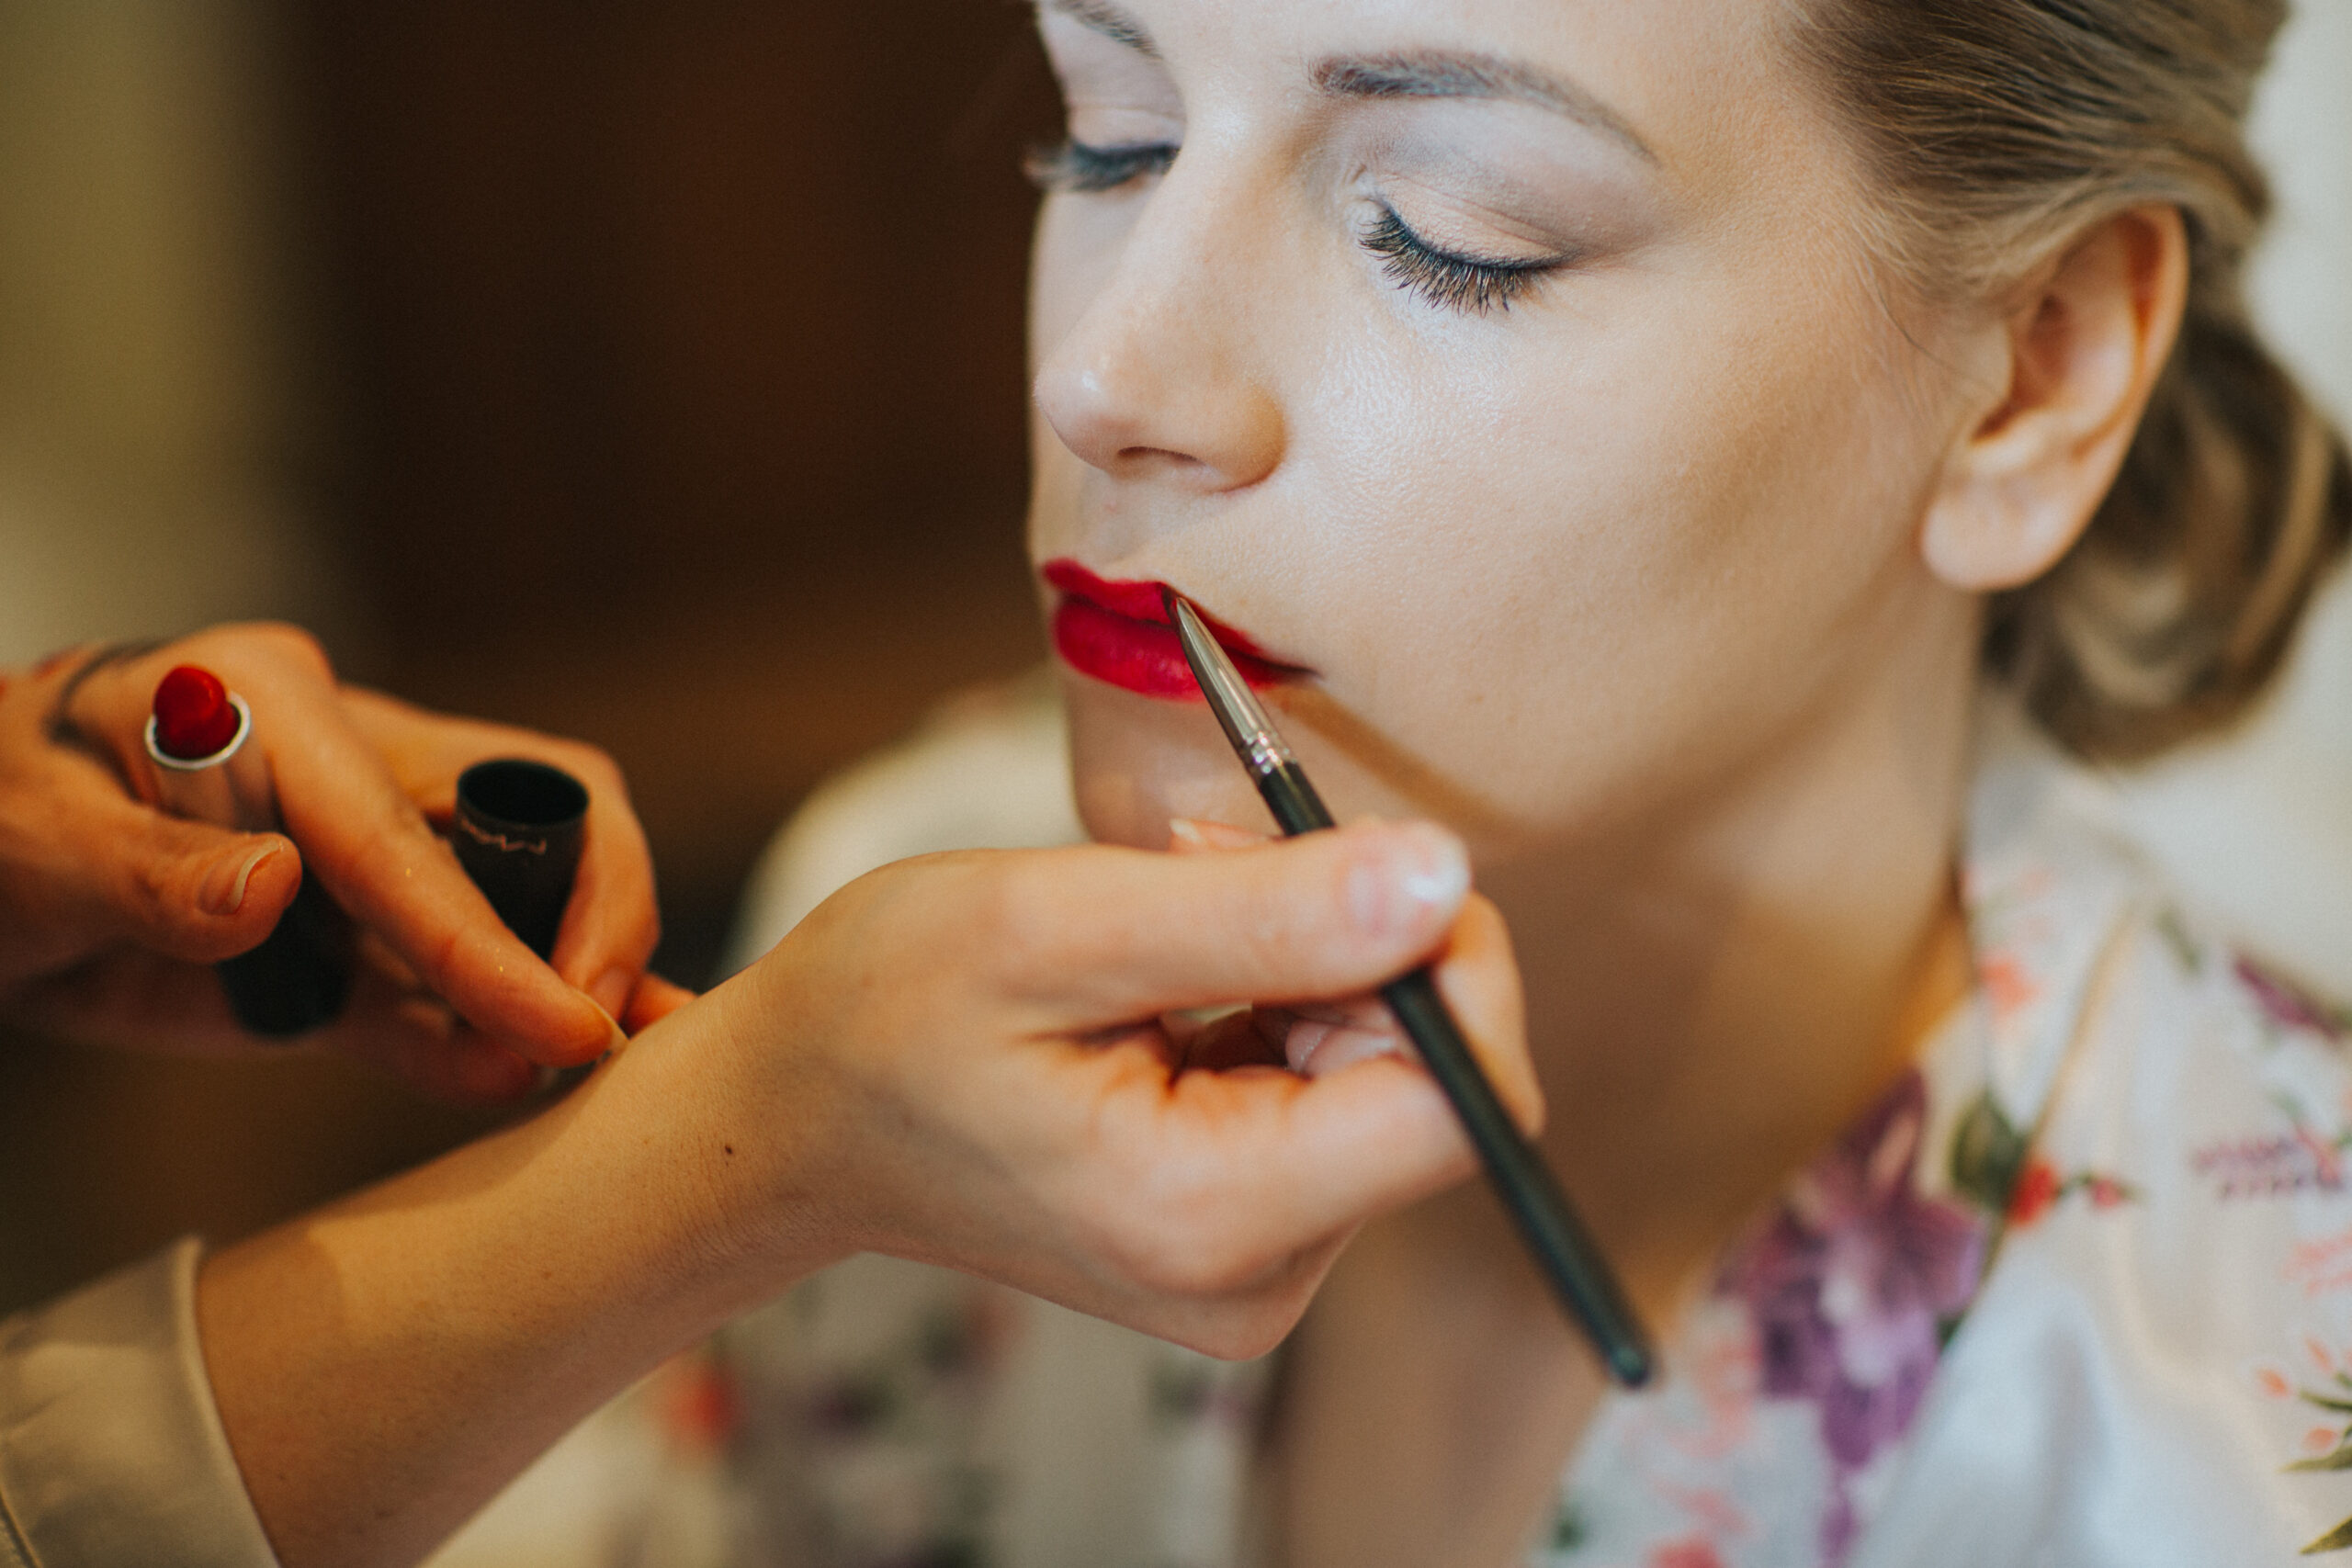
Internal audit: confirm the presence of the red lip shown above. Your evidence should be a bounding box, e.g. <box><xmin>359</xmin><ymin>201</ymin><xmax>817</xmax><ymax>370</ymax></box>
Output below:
<box><xmin>1042</xmin><ymin>558</ymin><xmax>1306</xmax><ymax>701</ymax></box>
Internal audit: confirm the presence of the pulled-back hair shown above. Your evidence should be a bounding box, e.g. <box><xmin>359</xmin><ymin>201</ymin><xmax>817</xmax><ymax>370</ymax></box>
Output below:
<box><xmin>1792</xmin><ymin>0</ymin><xmax>2351</xmax><ymax>759</ymax></box>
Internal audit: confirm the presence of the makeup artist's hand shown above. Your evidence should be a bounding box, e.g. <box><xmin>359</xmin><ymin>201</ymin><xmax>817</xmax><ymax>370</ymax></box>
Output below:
<box><xmin>682</xmin><ymin>817</ymin><xmax>1536</xmax><ymax>1359</ymax></box>
<box><xmin>0</xmin><ymin>626</ymin><xmax>667</xmax><ymax>1098</ymax></box>
<box><xmin>187</xmin><ymin>818</ymin><xmax>1525</xmax><ymax>1567</ymax></box>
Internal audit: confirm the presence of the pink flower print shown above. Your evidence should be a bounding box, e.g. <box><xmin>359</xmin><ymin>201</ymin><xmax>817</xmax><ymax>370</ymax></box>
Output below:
<box><xmin>1646</xmin><ymin>1537</ymin><xmax>1730</xmax><ymax>1568</ymax></box>
<box><xmin>1719</xmin><ymin>1071</ymin><xmax>1987</xmax><ymax>1566</ymax></box>
<box><xmin>2237</xmin><ymin>955</ymin><xmax>2349</xmax><ymax>1043</ymax></box>
<box><xmin>1977</xmin><ymin>951</ymin><xmax>2040</xmax><ymax>1021</ymax></box>
<box><xmin>1676</xmin><ymin>1314</ymin><xmax>1762</xmax><ymax>1459</ymax></box>
<box><xmin>654</xmin><ymin>1350</ymin><xmax>743</xmax><ymax>1458</ymax></box>
<box><xmin>2259</xmin><ymin>1366</ymin><xmax>2294</xmax><ymax>1400</ymax></box>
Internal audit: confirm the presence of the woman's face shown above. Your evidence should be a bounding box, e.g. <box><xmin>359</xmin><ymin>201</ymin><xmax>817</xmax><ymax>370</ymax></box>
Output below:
<box><xmin>1027</xmin><ymin>0</ymin><xmax>1981</xmax><ymax>858</ymax></box>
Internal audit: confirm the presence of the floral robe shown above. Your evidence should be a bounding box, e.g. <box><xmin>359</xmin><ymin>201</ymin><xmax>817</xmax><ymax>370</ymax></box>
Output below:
<box><xmin>440</xmin><ymin>690</ymin><xmax>2352</xmax><ymax>1568</ymax></box>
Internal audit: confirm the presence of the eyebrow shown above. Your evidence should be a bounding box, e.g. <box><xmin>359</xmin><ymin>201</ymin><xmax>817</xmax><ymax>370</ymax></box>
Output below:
<box><xmin>1041</xmin><ymin>0</ymin><xmax>1159</xmax><ymax>59</ymax></box>
<box><xmin>1314</xmin><ymin>51</ymin><xmax>1656</xmax><ymax>164</ymax></box>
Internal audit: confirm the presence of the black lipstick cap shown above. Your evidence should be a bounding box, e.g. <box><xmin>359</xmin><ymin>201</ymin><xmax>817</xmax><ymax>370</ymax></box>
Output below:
<box><xmin>453</xmin><ymin>760</ymin><xmax>589</xmax><ymax>960</ymax></box>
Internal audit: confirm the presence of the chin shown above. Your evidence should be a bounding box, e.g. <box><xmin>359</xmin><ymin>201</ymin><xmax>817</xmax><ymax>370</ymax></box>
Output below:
<box><xmin>1057</xmin><ymin>668</ymin><xmax>1273</xmax><ymax>848</ymax></box>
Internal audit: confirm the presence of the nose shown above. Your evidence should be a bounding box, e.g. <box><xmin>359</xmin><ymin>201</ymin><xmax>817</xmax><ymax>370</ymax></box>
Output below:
<box><xmin>1032</xmin><ymin>172</ymin><xmax>1286</xmax><ymax>492</ymax></box>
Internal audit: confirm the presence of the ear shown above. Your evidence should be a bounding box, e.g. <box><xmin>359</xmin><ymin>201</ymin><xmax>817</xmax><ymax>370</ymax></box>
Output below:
<box><xmin>1919</xmin><ymin>205</ymin><xmax>2189</xmax><ymax>591</ymax></box>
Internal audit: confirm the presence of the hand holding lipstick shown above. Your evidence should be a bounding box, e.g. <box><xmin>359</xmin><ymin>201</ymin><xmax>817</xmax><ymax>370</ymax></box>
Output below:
<box><xmin>0</xmin><ymin>624</ymin><xmax>668</xmax><ymax>1099</ymax></box>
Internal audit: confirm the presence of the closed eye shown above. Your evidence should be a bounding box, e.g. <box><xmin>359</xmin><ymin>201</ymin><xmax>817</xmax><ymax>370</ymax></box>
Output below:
<box><xmin>1026</xmin><ymin>138</ymin><xmax>1180</xmax><ymax>194</ymax></box>
<box><xmin>1360</xmin><ymin>205</ymin><xmax>1567</xmax><ymax>316</ymax></box>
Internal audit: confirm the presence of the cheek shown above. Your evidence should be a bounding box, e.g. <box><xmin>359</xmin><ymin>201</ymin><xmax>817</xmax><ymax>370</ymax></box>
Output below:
<box><xmin>1272</xmin><ymin>253</ymin><xmax>1950</xmax><ymax>836</ymax></box>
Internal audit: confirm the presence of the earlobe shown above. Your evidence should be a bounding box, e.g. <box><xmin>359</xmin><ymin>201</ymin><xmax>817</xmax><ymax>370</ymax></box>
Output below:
<box><xmin>1920</xmin><ymin>206</ymin><xmax>2189</xmax><ymax>592</ymax></box>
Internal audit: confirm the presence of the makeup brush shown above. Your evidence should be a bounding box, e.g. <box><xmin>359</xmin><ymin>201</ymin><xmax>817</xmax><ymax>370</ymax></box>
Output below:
<box><xmin>1164</xmin><ymin>588</ymin><xmax>1654</xmax><ymax>1389</ymax></box>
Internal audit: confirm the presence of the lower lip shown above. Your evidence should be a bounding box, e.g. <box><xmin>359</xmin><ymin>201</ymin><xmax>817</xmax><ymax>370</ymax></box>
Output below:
<box><xmin>1043</xmin><ymin>560</ymin><xmax>1299</xmax><ymax>701</ymax></box>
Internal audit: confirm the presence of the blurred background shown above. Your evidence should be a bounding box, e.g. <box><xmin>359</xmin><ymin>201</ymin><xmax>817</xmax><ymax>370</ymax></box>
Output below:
<box><xmin>0</xmin><ymin>0</ymin><xmax>2346</xmax><ymax>1322</ymax></box>
<box><xmin>0</xmin><ymin>0</ymin><xmax>1061</xmax><ymax>1313</ymax></box>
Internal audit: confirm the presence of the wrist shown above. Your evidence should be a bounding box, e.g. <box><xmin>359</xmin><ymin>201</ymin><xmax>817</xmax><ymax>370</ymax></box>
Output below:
<box><xmin>195</xmin><ymin>987</ymin><xmax>849</xmax><ymax>1568</ymax></box>
<box><xmin>560</xmin><ymin>980</ymin><xmax>854</xmax><ymax>1328</ymax></box>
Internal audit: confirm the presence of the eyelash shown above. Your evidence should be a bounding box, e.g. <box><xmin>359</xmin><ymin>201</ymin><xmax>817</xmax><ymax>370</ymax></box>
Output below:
<box><xmin>1359</xmin><ymin>206</ymin><xmax>1561</xmax><ymax>316</ymax></box>
<box><xmin>1024</xmin><ymin>142</ymin><xmax>1564</xmax><ymax>319</ymax></box>
<box><xmin>1025</xmin><ymin>138</ymin><xmax>1179</xmax><ymax>194</ymax></box>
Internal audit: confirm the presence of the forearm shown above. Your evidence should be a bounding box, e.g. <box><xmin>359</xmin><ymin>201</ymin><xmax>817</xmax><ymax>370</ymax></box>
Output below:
<box><xmin>196</xmin><ymin>999</ymin><xmax>833</xmax><ymax>1568</ymax></box>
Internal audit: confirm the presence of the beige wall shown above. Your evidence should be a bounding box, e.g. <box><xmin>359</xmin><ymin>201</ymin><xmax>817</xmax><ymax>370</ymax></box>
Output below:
<box><xmin>0</xmin><ymin>0</ymin><xmax>339</xmax><ymax>664</ymax></box>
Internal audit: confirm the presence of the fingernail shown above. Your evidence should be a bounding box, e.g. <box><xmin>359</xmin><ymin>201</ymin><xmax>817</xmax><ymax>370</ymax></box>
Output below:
<box><xmin>205</xmin><ymin>843</ymin><xmax>282</xmax><ymax>916</ymax></box>
<box><xmin>1169</xmin><ymin>818</ymin><xmax>1212</xmax><ymax>850</ymax></box>
<box><xmin>1348</xmin><ymin>825</ymin><xmax>1469</xmax><ymax>937</ymax></box>
<box><xmin>1397</xmin><ymin>826</ymin><xmax>1471</xmax><ymax>912</ymax></box>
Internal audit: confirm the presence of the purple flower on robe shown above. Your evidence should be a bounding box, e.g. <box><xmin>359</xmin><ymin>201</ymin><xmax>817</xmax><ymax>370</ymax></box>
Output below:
<box><xmin>1717</xmin><ymin>1071</ymin><xmax>1987</xmax><ymax>1564</ymax></box>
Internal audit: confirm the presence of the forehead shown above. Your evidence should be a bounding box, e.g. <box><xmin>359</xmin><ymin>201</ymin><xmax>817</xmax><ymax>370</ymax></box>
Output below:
<box><xmin>1038</xmin><ymin>0</ymin><xmax>1836</xmax><ymax>185</ymax></box>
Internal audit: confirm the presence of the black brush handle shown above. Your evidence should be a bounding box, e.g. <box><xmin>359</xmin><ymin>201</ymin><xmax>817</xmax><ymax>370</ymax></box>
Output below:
<box><xmin>1379</xmin><ymin>967</ymin><xmax>1653</xmax><ymax>1388</ymax></box>
<box><xmin>1252</xmin><ymin>759</ymin><xmax>1654</xmax><ymax>1387</ymax></box>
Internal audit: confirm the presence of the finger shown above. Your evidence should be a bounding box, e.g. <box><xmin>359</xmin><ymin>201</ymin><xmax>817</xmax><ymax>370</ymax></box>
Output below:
<box><xmin>1023</xmin><ymin>894</ymin><xmax>1534</xmax><ymax>1294</ymax></box>
<box><xmin>11</xmin><ymin>945</ymin><xmax>276</xmax><ymax>1057</ymax></box>
<box><xmin>995</xmin><ymin>818</ymin><xmax>1472</xmax><ymax>1028</ymax></box>
<box><xmin>622</xmin><ymin>975</ymin><xmax>696</xmax><ymax>1033</ymax></box>
<box><xmin>340</xmin><ymin>687</ymin><xmax>661</xmax><ymax>1047</ymax></box>
<box><xmin>1283</xmin><ymin>1006</ymin><xmax>1399</xmax><ymax>1077</ymax></box>
<box><xmin>5</xmin><ymin>931</ymin><xmax>526</xmax><ymax>1110</ymax></box>
<box><xmin>47</xmin><ymin>631</ymin><xmax>618</xmax><ymax>1062</ymax></box>
<box><xmin>50</xmin><ymin>780</ymin><xmax>302</xmax><ymax>965</ymax></box>
<box><xmin>1274</xmin><ymin>897</ymin><xmax>1535</xmax><ymax>1115</ymax></box>
<box><xmin>1166</xmin><ymin>818</ymin><xmax>1270</xmax><ymax>853</ymax></box>
<box><xmin>270</xmin><ymin>695</ymin><xmax>617</xmax><ymax>1066</ymax></box>
<box><xmin>361</xmin><ymin>1017</ymin><xmax>542</xmax><ymax>1105</ymax></box>
<box><xmin>543</xmin><ymin>761</ymin><xmax>662</xmax><ymax>1020</ymax></box>
<box><xmin>320</xmin><ymin>995</ymin><xmax>543</xmax><ymax>1104</ymax></box>
<box><xmin>1047</xmin><ymin>1040</ymin><xmax>1484</xmax><ymax>1298</ymax></box>
<box><xmin>1422</xmin><ymin>895</ymin><xmax>1541</xmax><ymax>1135</ymax></box>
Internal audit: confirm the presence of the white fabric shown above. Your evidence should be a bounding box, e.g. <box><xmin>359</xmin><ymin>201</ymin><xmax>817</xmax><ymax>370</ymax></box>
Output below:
<box><xmin>0</xmin><ymin>1238</ymin><xmax>278</xmax><ymax>1568</ymax></box>
<box><xmin>1550</xmin><ymin>703</ymin><xmax>2352</xmax><ymax>1565</ymax></box>
<box><xmin>565</xmin><ymin>682</ymin><xmax>2352</xmax><ymax>1567</ymax></box>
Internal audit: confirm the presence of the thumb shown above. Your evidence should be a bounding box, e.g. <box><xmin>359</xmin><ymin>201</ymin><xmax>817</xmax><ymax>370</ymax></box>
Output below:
<box><xmin>1002</xmin><ymin>818</ymin><xmax>1472</xmax><ymax>1027</ymax></box>
<box><xmin>85</xmin><ymin>797</ymin><xmax>303</xmax><ymax>964</ymax></box>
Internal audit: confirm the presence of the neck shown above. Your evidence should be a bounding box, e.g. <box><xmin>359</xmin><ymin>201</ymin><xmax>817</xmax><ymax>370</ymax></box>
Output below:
<box><xmin>1480</xmin><ymin>637</ymin><xmax>1980</xmax><ymax>1316</ymax></box>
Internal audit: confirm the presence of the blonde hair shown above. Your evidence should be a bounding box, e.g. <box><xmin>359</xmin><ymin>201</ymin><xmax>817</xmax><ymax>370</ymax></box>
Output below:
<box><xmin>1792</xmin><ymin>0</ymin><xmax>2352</xmax><ymax>759</ymax></box>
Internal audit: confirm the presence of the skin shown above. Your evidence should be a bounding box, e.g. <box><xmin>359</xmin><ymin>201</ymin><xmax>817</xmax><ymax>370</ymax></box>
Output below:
<box><xmin>6</xmin><ymin>0</ymin><xmax>2191</xmax><ymax>1557</ymax></box>
<box><xmin>197</xmin><ymin>820</ymin><xmax>1532</xmax><ymax>1568</ymax></box>
<box><xmin>0</xmin><ymin>624</ymin><xmax>666</xmax><ymax>1095</ymax></box>
<box><xmin>1024</xmin><ymin>0</ymin><xmax>2188</xmax><ymax>1560</ymax></box>
<box><xmin>10</xmin><ymin>627</ymin><xmax>1539</xmax><ymax>1568</ymax></box>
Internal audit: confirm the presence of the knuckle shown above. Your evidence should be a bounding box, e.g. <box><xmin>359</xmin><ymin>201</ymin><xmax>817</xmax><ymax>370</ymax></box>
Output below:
<box><xmin>244</xmin><ymin>622</ymin><xmax>335</xmax><ymax>679</ymax></box>
<box><xmin>973</xmin><ymin>854</ymin><xmax>1065</xmax><ymax>971</ymax></box>
<box><xmin>126</xmin><ymin>850</ymin><xmax>181</xmax><ymax>929</ymax></box>
<box><xmin>553</xmin><ymin>739</ymin><xmax>623</xmax><ymax>787</ymax></box>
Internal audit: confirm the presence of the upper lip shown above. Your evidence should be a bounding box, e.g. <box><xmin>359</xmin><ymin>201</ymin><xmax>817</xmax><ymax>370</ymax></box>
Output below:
<box><xmin>1040</xmin><ymin>558</ymin><xmax>1309</xmax><ymax>673</ymax></box>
